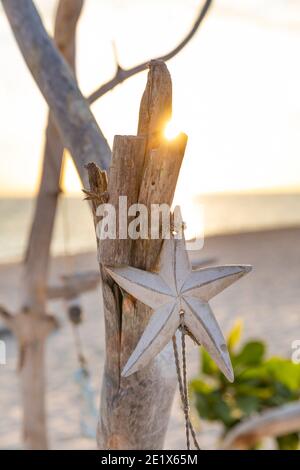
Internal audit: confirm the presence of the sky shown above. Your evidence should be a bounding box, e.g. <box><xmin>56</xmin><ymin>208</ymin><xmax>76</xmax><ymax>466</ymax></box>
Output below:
<box><xmin>1</xmin><ymin>0</ymin><xmax>300</xmax><ymax>199</ymax></box>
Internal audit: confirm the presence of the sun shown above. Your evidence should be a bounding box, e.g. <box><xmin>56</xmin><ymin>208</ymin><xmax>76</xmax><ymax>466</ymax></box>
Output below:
<box><xmin>164</xmin><ymin>120</ymin><xmax>181</xmax><ymax>140</ymax></box>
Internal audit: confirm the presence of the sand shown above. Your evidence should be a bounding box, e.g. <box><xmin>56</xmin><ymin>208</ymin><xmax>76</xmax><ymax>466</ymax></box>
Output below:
<box><xmin>0</xmin><ymin>227</ymin><xmax>300</xmax><ymax>450</ymax></box>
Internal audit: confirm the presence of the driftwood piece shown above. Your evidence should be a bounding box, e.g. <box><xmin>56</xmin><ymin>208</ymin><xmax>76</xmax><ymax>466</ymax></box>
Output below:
<box><xmin>221</xmin><ymin>402</ymin><xmax>300</xmax><ymax>450</ymax></box>
<box><xmin>24</xmin><ymin>0</ymin><xmax>84</xmax><ymax>311</ymax></box>
<box><xmin>20</xmin><ymin>0</ymin><xmax>84</xmax><ymax>450</ymax></box>
<box><xmin>100</xmin><ymin>136</ymin><xmax>146</xmax><ymax>266</ymax></box>
<box><xmin>87</xmin><ymin>61</ymin><xmax>187</xmax><ymax>449</ymax></box>
<box><xmin>137</xmin><ymin>60</ymin><xmax>172</xmax><ymax>149</ymax></box>
<box><xmin>1</xmin><ymin>0</ymin><xmax>85</xmax><ymax>450</ymax></box>
<box><xmin>0</xmin><ymin>0</ymin><xmax>215</xmax><ymax>451</ymax></box>
<box><xmin>47</xmin><ymin>270</ymin><xmax>100</xmax><ymax>300</ymax></box>
<box><xmin>132</xmin><ymin>135</ymin><xmax>187</xmax><ymax>270</ymax></box>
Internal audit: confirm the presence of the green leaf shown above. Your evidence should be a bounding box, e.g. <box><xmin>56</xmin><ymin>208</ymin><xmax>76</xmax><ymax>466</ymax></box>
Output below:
<box><xmin>190</xmin><ymin>332</ymin><xmax>300</xmax><ymax>437</ymax></box>
<box><xmin>236</xmin><ymin>395</ymin><xmax>260</xmax><ymax>416</ymax></box>
<box><xmin>237</xmin><ymin>365</ymin><xmax>270</xmax><ymax>382</ymax></box>
<box><xmin>195</xmin><ymin>393</ymin><xmax>218</xmax><ymax>421</ymax></box>
<box><xmin>195</xmin><ymin>390</ymin><xmax>236</xmax><ymax>428</ymax></box>
<box><xmin>234</xmin><ymin>341</ymin><xmax>265</xmax><ymax>367</ymax></box>
<box><xmin>201</xmin><ymin>347</ymin><xmax>219</xmax><ymax>376</ymax></box>
<box><xmin>276</xmin><ymin>433</ymin><xmax>300</xmax><ymax>450</ymax></box>
<box><xmin>235</xmin><ymin>382</ymin><xmax>274</xmax><ymax>400</ymax></box>
<box><xmin>265</xmin><ymin>358</ymin><xmax>300</xmax><ymax>391</ymax></box>
<box><xmin>214</xmin><ymin>397</ymin><xmax>234</xmax><ymax>427</ymax></box>
<box><xmin>189</xmin><ymin>378</ymin><xmax>213</xmax><ymax>395</ymax></box>
<box><xmin>227</xmin><ymin>319</ymin><xmax>243</xmax><ymax>353</ymax></box>
<box><xmin>265</xmin><ymin>382</ymin><xmax>295</xmax><ymax>407</ymax></box>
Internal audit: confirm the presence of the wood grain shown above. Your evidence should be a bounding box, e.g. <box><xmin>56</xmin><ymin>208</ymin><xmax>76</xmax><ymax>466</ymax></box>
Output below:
<box><xmin>88</xmin><ymin>61</ymin><xmax>186</xmax><ymax>449</ymax></box>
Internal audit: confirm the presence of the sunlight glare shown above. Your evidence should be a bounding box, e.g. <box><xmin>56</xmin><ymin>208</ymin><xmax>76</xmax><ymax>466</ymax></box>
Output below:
<box><xmin>164</xmin><ymin>120</ymin><xmax>181</xmax><ymax>140</ymax></box>
<box><xmin>62</xmin><ymin>153</ymin><xmax>82</xmax><ymax>194</ymax></box>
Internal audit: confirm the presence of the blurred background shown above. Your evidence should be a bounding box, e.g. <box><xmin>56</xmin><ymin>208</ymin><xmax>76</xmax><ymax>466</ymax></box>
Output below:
<box><xmin>0</xmin><ymin>0</ymin><xmax>300</xmax><ymax>450</ymax></box>
<box><xmin>1</xmin><ymin>0</ymin><xmax>300</xmax><ymax>260</ymax></box>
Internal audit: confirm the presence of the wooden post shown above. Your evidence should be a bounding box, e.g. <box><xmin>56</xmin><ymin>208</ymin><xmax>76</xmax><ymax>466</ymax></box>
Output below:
<box><xmin>17</xmin><ymin>0</ymin><xmax>84</xmax><ymax>450</ymax></box>
<box><xmin>87</xmin><ymin>61</ymin><xmax>188</xmax><ymax>449</ymax></box>
<box><xmin>1</xmin><ymin>0</ymin><xmax>212</xmax><ymax>451</ymax></box>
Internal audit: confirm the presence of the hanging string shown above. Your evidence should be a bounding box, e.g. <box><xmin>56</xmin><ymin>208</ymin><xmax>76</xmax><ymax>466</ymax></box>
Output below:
<box><xmin>180</xmin><ymin>310</ymin><xmax>190</xmax><ymax>449</ymax></box>
<box><xmin>68</xmin><ymin>303</ymin><xmax>87</xmax><ymax>368</ymax></box>
<box><xmin>172</xmin><ymin>310</ymin><xmax>201</xmax><ymax>450</ymax></box>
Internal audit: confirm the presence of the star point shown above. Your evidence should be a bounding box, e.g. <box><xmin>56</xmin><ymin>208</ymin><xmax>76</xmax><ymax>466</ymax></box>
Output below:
<box><xmin>105</xmin><ymin>236</ymin><xmax>252</xmax><ymax>382</ymax></box>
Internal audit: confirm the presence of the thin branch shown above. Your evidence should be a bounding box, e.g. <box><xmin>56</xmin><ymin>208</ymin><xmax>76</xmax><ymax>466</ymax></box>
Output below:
<box><xmin>88</xmin><ymin>0</ymin><xmax>213</xmax><ymax>104</ymax></box>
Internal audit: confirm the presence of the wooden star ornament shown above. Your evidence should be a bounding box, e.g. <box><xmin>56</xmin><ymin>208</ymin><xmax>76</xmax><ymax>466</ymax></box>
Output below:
<box><xmin>105</xmin><ymin>235</ymin><xmax>251</xmax><ymax>382</ymax></box>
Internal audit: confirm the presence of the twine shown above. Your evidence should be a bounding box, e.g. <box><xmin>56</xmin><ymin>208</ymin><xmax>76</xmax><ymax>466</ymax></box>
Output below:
<box><xmin>172</xmin><ymin>309</ymin><xmax>201</xmax><ymax>450</ymax></box>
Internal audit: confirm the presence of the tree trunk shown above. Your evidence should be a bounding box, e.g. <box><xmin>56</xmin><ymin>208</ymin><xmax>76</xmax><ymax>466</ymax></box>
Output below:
<box><xmin>18</xmin><ymin>0</ymin><xmax>84</xmax><ymax>449</ymax></box>
<box><xmin>87</xmin><ymin>61</ymin><xmax>188</xmax><ymax>449</ymax></box>
<box><xmin>20</xmin><ymin>341</ymin><xmax>47</xmax><ymax>449</ymax></box>
<box><xmin>24</xmin><ymin>0</ymin><xmax>85</xmax><ymax>308</ymax></box>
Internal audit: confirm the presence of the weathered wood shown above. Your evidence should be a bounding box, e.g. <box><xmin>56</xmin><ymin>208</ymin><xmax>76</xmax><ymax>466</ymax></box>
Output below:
<box><xmin>87</xmin><ymin>62</ymin><xmax>187</xmax><ymax>449</ymax></box>
<box><xmin>24</xmin><ymin>0</ymin><xmax>84</xmax><ymax>309</ymax></box>
<box><xmin>87</xmin><ymin>136</ymin><xmax>146</xmax><ymax>393</ymax></box>
<box><xmin>20</xmin><ymin>340</ymin><xmax>46</xmax><ymax>449</ymax></box>
<box><xmin>7</xmin><ymin>307</ymin><xmax>59</xmax><ymax>449</ymax></box>
<box><xmin>23</xmin><ymin>0</ymin><xmax>83</xmax><ymax>301</ymax></box>
<box><xmin>1</xmin><ymin>0</ymin><xmax>111</xmax><ymax>184</ymax></box>
<box><xmin>4</xmin><ymin>0</ymin><xmax>85</xmax><ymax>450</ymax></box>
<box><xmin>100</xmin><ymin>135</ymin><xmax>146</xmax><ymax>266</ymax></box>
<box><xmin>132</xmin><ymin>135</ymin><xmax>187</xmax><ymax>270</ymax></box>
<box><xmin>221</xmin><ymin>402</ymin><xmax>300</xmax><ymax>450</ymax></box>
<box><xmin>0</xmin><ymin>0</ymin><xmax>216</xmax><ymax>451</ymax></box>
<box><xmin>137</xmin><ymin>60</ymin><xmax>172</xmax><ymax>150</ymax></box>
<box><xmin>47</xmin><ymin>270</ymin><xmax>100</xmax><ymax>300</ymax></box>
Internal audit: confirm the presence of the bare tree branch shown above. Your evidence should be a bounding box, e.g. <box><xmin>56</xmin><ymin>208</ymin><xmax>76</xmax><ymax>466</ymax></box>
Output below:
<box><xmin>1</xmin><ymin>0</ymin><xmax>111</xmax><ymax>185</ymax></box>
<box><xmin>0</xmin><ymin>0</ymin><xmax>89</xmax><ymax>450</ymax></box>
<box><xmin>54</xmin><ymin>0</ymin><xmax>84</xmax><ymax>68</ymax></box>
<box><xmin>24</xmin><ymin>0</ymin><xmax>84</xmax><ymax>311</ymax></box>
<box><xmin>88</xmin><ymin>0</ymin><xmax>213</xmax><ymax>104</ymax></box>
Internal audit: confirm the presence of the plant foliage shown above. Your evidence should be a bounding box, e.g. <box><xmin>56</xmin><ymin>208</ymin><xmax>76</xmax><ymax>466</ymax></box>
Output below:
<box><xmin>190</xmin><ymin>320</ymin><xmax>300</xmax><ymax>450</ymax></box>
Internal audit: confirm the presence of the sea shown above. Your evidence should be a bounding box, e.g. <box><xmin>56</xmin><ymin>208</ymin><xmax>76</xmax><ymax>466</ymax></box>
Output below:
<box><xmin>0</xmin><ymin>193</ymin><xmax>300</xmax><ymax>264</ymax></box>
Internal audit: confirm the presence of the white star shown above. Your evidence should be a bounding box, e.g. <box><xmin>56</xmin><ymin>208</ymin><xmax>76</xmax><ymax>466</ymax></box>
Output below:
<box><xmin>105</xmin><ymin>236</ymin><xmax>251</xmax><ymax>382</ymax></box>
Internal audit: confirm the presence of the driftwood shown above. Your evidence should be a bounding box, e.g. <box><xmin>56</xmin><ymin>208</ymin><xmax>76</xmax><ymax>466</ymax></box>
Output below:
<box><xmin>1</xmin><ymin>0</ymin><xmax>111</xmax><ymax>183</ymax></box>
<box><xmin>0</xmin><ymin>0</ymin><xmax>85</xmax><ymax>450</ymax></box>
<box><xmin>47</xmin><ymin>271</ymin><xmax>100</xmax><ymax>300</ymax></box>
<box><xmin>24</xmin><ymin>0</ymin><xmax>84</xmax><ymax>314</ymax></box>
<box><xmin>20</xmin><ymin>0</ymin><xmax>84</xmax><ymax>450</ymax></box>
<box><xmin>87</xmin><ymin>61</ymin><xmax>187</xmax><ymax>449</ymax></box>
<box><xmin>221</xmin><ymin>402</ymin><xmax>300</xmax><ymax>450</ymax></box>
<box><xmin>1</xmin><ymin>0</ymin><xmax>213</xmax><ymax>450</ymax></box>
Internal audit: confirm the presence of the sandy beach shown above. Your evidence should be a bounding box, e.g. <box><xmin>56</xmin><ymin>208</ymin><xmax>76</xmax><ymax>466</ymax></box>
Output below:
<box><xmin>0</xmin><ymin>227</ymin><xmax>299</xmax><ymax>450</ymax></box>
